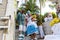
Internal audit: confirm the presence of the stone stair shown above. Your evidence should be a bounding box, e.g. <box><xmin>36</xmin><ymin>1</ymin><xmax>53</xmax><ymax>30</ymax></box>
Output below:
<box><xmin>0</xmin><ymin>30</ymin><xmax>4</xmax><ymax>40</ymax></box>
<box><xmin>15</xmin><ymin>21</ymin><xmax>53</xmax><ymax>40</ymax></box>
<box><xmin>15</xmin><ymin>29</ymin><xmax>44</xmax><ymax>40</ymax></box>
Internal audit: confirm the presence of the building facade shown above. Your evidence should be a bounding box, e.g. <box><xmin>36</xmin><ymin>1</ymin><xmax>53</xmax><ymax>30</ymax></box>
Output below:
<box><xmin>0</xmin><ymin>0</ymin><xmax>17</xmax><ymax>40</ymax></box>
<box><xmin>0</xmin><ymin>0</ymin><xmax>7</xmax><ymax>16</ymax></box>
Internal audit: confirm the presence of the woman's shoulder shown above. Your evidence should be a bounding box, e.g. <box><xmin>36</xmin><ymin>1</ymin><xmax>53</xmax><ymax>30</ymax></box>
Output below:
<box><xmin>55</xmin><ymin>23</ymin><xmax>60</xmax><ymax>26</ymax></box>
<box><xmin>52</xmin><ymin>23</ymin><xmax>60</xmax><ymax>28</ymax></box>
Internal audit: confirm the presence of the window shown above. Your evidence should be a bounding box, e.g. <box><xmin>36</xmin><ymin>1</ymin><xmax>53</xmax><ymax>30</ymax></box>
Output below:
<box><xmin>0</xmin><ymin>0</ymin><xmax>2</xmax><ymax>3</ymax></box>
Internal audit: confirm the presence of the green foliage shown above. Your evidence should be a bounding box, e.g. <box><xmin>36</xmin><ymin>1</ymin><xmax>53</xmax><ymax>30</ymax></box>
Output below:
<box><xmin>51</xmin><ymin>12</ymin><xmax>57</xmax><ymax>18</ymax></box>
<box><xmin>36</xmin><ymin>14</ymin><xmax>44</xmax><ymax>26</ymax></box>
<box><xmin>19</xmin><ymin>0</ymin><xmax>39</xmax><ymax>14</ymax></box>
<box><xmin>40</xmin><ymin>14</ymin><xmax>44</xmax><ymax>23</ymax></box>
<box><xmin>49</xmin><ymin>3</ymin><xmax>56</xmax><ymax>9</ymax></box>
<box><xmin>36</xmin><ymin>12</ymin><xmax>57</xmax><ymax>25</ymax></box>
<box><xmin>39</xmin><ymin>0</ymin><xmax>46</xmax><ymax>7</ymax></box>
<box><xmin>44</xmin><ymin>12</ymin><xmax>48</xmax><ymax>17</ymax></box>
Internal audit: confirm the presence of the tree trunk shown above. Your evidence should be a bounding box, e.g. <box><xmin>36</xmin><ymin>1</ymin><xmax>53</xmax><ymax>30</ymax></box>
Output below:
<box><xmin>39</xmin><ymin>0</ymin><xmax>42</xmax><ymax>15</ymax></box>
<box><xmin>39</xmin><ymin>0</ymin><xmax>42</xmax><ymax>23</ymax></box>
<box><xmin>25</xmin><ymin>0</ymin><xmax>27</xmax><ymax>3</ymax></box>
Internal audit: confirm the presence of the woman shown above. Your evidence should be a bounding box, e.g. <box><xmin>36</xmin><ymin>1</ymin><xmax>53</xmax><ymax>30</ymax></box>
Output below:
<box><xmin>26</xmin><ymin>15</ymin><xmax>38</xmax><ymax>40</ymax></box>
<box><xmin>50</xmin><ymin>17</ymin><xmax>60</xmax><ymax>35</ymax></box>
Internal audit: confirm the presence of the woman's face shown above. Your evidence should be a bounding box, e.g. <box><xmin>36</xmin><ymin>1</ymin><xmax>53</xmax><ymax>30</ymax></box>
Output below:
<box><xmin>31</xmin><ymin>18</ymin><xmax>37</xmax><ymax>23</ymax></box>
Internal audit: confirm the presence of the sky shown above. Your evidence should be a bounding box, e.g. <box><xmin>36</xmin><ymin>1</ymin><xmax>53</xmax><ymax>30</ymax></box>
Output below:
<box><xmin>0</xmin><ymin>0</ymin><xmax>2</xmax><ymax>3</ymax></box>
<box><xmin>17</xmin><ymin>0</ymin><xmax>39</xmax><ymax>7</ymax></box>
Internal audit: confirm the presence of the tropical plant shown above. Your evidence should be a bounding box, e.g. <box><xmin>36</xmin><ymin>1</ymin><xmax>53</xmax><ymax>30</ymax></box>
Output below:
<box><xmin>19</xmin><ymin>0</ymin><xmax>39</xmax><ymax>14</ymax></box>
<box><xmin>25</xmin><ymin>0</ymin><xmax>27</xmax><ymax>3</ymax></box>
<box><xmin>40</xmin><ymin>14</ymin><xmax>45</xmax><ymax>22</ymax></box>
<box><xmin>39</xmin><ymin>0</ymin><xmax>46</xmax><ymax>23</ymax></box>
<box><xmin>39</xmin><ymin>0</ymin><xmax>46</xmax><ymax>7</ymax></box>
<box><xmin>44</xmin><ymin>12</ymin><xmax>48</xmax><ymax>17</ymax></box>
<box><xmin>51</xmin><ymin>12</ymin><xmax>57</xmax><ymax>18</ymax></box>
<box><xmin>39</xmin><ymin>0</ymin><xmax>46</xmax><ymax>14</ymax></box>
<box><xmin>36</xmin><ymin>14</ymin><xmax>44</xmax><ymax>26</ymax></box>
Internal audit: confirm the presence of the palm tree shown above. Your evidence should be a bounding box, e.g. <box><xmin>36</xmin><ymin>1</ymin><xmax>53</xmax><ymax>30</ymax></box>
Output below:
<box><xmin>39</xmin><ymin>0</ymin><xmax>46</xmax><ymax>14</ymax></box>
<box><xmin>20</xmin><ymin>0</ymin><xmax>39</xmax><ymax>14</ymax></box>
<box><xmin>39</xmin><ymin>0</ymin><xmax>46</xmax><ymax>23</ymax></box>
<box><xmin>25</xmin><ymin>0</ymin><xmax>27</xmax><ymax>3</ymax></box>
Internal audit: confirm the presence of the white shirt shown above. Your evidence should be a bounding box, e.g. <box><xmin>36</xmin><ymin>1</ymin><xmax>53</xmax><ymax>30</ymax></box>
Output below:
<box><xmin>27</xmin><ymin>17</ymin><xmax>32</xmax><ymax>22</ymax></box>
<box><xmin>52</xmin><ymin>23</ymin><xmax>60</xmax><ymax>35</ymax></box>
<box><xmin>27</xmin><ymin>21</ymin><xmax>38</xmax><ymax>28</ymax></box>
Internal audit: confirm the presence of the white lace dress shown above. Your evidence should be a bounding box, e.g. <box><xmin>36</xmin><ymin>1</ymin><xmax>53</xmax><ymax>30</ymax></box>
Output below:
<box><xmin>51</xmin><ymin>23</ymin><xmax>60</xmax><ymax>35</ymax></box>
<box><xmin>44</xmin><ymin>23</ymin><xmax>60</xmax><ymax>40</ymax></box>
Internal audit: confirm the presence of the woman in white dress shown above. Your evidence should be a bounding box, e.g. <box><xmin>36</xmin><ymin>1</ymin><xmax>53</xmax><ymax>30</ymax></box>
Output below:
<box><xmin>44</xmin><ymin>6</ymin><xmax>60</xmax><ymax>40</ymax></box>
<box><xmin>44</xmin><ymin>18</ymin><xmax>60</xmax><ymax>40</ymax></box>
<box><xmin>51</xmin><ymin>12</ymin><xmax>60</xmax><ymax>35</ymax></box>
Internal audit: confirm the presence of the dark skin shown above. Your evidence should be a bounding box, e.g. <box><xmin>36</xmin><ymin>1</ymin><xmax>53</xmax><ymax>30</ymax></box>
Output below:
<box><xmin>29</xmin><ymin>33</ymin><xmax>36</xmax><ymax>40</ymax></box>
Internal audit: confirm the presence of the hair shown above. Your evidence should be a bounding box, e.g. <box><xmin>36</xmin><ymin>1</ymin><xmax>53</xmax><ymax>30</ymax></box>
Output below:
<box><xmin>37</xmin><ymin>20</ymin><xmax>42</xmax><ymax>26</ymax></box>
<box><xmin>17</xmin><ymin>10</ymin><xmax>20</xmax><ymax>14</ymax></box>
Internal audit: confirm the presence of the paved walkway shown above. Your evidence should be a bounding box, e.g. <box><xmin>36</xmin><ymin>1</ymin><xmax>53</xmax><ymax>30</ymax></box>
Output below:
<box><xmin>15</xmin><ymin>29</ymin><xmax>43</xmax><ymax>40</ymax></box>
<box><xmin>15</xmin><ymin>21</ymin><xmax>53</xmax><ymax>40</ymax></box>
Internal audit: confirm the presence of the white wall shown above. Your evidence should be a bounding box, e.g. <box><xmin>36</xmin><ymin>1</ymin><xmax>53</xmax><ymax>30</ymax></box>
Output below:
<box><xmin>5</xmin><ymin>0</ymin><xmax>16</xmax><ymax>40</ymax></box>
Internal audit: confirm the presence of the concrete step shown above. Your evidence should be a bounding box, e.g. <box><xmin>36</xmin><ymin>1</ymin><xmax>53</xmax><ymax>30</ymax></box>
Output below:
<box><xmin>15</xmin><ymin>30</ymin><xmax>44</xmax><ymax>40</ymax></box>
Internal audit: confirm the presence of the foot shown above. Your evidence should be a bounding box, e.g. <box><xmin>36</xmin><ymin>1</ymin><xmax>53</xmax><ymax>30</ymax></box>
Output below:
<box><xmin>40</xmin><ymin>37</ymin><xmax>44</xmax><ymax>39</ymax></box>
<box><xmin>34</xmin><ymin>38</ymin><xmax>37</xmax><ymax>40</ymax></box>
